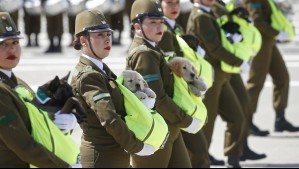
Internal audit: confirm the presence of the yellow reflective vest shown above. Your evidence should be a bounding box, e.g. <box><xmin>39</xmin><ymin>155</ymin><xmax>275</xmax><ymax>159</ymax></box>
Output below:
<box><xmin>175</xmin><ymin>35</ymin><xmax>214</xmax><ymax>89</ymax></box>
<box><xmin>14</xmin><ymin>85</ymin><xmax>80</xmax><ymax>168</ymax></box>
<box><xmin>171</xmin><ymin>74</ymin><xmax>208</xmax><ymax>134</ymax></box>
<box><xmin>217</xmin><ymin>15</ymin><xmax>255</xmax><ymax>73</ymax></box>
<box><xmin>268</xmin><ymin>0</ymin><xmax>295</xmax><ymax>41</ymax></box>
<box><xmin>115</xmin><ymin>75</ymin><xmax>169</xmax><ymax>151</ymax></box>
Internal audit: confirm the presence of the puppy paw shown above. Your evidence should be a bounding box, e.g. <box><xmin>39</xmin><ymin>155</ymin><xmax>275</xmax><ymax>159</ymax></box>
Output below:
<box><xmin>194</xmin><ymin>77</ymin><xmax>208</xmax><ymax>92</ymax></box>
<box><xmin>143</xmin><ymin>88</ymin><xmax>156</xmax><ymax>98</ymax></box>
<box><xmin>135</xmin><ymin>91</ymin><xmax>147</xmax><ymax>100</ymax></box>
<box><xmin>189</xmin><ymin>85</ymin><xmax>202</xmax><ymax>97</ymax></box>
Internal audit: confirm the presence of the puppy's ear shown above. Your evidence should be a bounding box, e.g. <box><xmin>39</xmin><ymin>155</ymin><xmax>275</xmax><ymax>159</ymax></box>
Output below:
<box><xmin>169</xmin><ymin>59</ymin><xmax>183</xmax><ymax>77</ymax></box>
<box><xmin>174</xmin><ymin>61</ymin><xmax>183</xmax><ymax>77</ymax></box>
<box><xmin>48</xmin><ymin>76</ymin><xmax>60</xmax><ymax>92</ymax></box>
<box><xmin>61</xmin><ymin>71</ymin><xmax>71</xmax><ymax>82</ymax></box>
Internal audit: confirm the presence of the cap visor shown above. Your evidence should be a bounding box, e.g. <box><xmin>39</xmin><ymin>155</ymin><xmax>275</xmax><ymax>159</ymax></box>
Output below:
<box><xmin>0</xmin><ymin>35</ymin><xmax>24</xmax><ymax>42</ymax></box>
<box><xmin>88</xmin><ymin>28</ymin><xmax>114</xmax><ymax>33</ymax></box>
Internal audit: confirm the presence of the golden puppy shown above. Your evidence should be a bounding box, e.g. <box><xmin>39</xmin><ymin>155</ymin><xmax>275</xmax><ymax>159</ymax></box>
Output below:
<box><xmin>122</xmin><ymin>70</ymin><xmax>156</xmax><ymax>109</ymax></box>
<box><xmin>168</xmin><ymin>57</ymin><xmax>208</xmax><ymax>97</ymax></box>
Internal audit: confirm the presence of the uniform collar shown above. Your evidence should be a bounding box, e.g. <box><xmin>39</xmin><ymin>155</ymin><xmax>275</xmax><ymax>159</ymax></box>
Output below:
<box><xmin>0</xmin><ymin>68</ymin><xmax>12</xmax><ymax>78</ymax></box>
<box><xmin>81</xmin><ymin>53</ymin><xmax>104</xmax><ymax>73</ymax></box>
<box><xmin>194</xmin><ymin>3</ymin><xmax>211</xmax><ymax>13</ymax></box>
<box><xmin>164</xmin><ymin>17</ymin><xmax>176</xmax><ymax>29</ymax></box>
<box><xmin>136</xmin><ymin>35</ymin><xmax>156</xmax><ymax>47</ymax></box>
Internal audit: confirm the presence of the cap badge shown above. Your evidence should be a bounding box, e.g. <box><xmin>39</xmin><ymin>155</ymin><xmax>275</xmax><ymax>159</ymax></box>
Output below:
<box><xmin>6</xmin><ymin>26</ymin><xmax>12</xmax><ymax>32</ymax></box>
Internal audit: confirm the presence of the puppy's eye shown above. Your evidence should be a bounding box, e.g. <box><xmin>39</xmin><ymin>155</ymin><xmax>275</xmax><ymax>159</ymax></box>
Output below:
<box><xmin>183</xmin><ymin>67</ymin><xmax>187</xmax><ymax>70</ymax></box>
<box><xmin>128</xmin><ymin>80</ymin><xmax>133</xmax><ymax>83</ymax></box>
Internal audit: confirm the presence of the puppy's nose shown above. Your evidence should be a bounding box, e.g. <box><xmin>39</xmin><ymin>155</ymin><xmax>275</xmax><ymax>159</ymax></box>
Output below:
<box><xmin>136</xmin><ymin>84</ymin><xmax>141</xmax><ymax>89</ymax></box>
<box><xmin>191</xmin><ymin>73</ymin><xmax>195</xmax><ymax>79</ymax></box>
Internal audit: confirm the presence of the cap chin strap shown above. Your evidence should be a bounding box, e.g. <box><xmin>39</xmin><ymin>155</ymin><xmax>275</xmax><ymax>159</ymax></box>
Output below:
<box><xmin>138</xmin><ymin>18</ymin><xmax>151</xmax><ymax>42</ymax></box>
<box><xmin>86</xmin><ymin>32</ymin><xmax>102</xmax><ymax>60</ymax></box>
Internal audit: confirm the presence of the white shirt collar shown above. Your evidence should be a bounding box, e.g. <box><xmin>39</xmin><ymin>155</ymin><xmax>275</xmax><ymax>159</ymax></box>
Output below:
<box><xmin>82</xmin><ymin>54</ymin><xmax>104</xmax><ymax>71</ymax></box>
<box><xmin>164</xmin><ymin>16</ymin><xmax>176</xmax><ymax>29</ymax></box>
<box><xmin>194</xmin><ymin>3</ymin><xmax>211</xmax><ymax>13</ymax></box>
<box><xmin>136</xmin><ymin>35</ymin><xmax>156</xmax><ymax>47</ymax></box>
<box><xmin>0</xmin><ymin>68</ymin><xmax>12</xmax><ymax>78</ymax></box>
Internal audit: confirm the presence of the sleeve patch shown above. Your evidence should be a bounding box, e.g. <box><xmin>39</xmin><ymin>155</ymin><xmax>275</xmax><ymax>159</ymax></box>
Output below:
<box><xmin>0</xmin><ymin>113</ymin><xmax>17</xmax><ymax>128</ymax></box>
<box><xmin>250</xmin><ymin>3</ymin><xmax>261</xmax><ymax>10</ymax></box>
<box><xmin>143</xmin><ymin>74</ymin><xmax>160</xmax><ymax>83</ymax></box>
<box><xmin>93</xmin><ymin>93</ymin><xmax>111</xmax><ymax>103</ymax></box>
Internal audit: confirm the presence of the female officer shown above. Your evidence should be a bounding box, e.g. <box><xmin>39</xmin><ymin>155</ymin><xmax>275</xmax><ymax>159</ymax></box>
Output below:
<box><xmin>0</xmin><ymin>12</ymin><xmax>79</xmax><ymax>168</ymax></box>
<box><xmin>157</xmin><ymin>0</ymin><xmax>210</xmax><ymax>167</ymax></box>
<box><xmin>70</xmin><ymin>9</ymin><xmax>155</xmax><ymax>168</ymax></box>
<box><xmin>126</xmin><ymin>0</ymin><xmax>200</xmax><ymax>167</ymax></box>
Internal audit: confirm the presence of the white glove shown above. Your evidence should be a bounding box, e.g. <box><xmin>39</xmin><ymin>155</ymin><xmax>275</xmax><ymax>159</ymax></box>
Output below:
<box><xmin>231</xmin><ymin>33</ymin><xmax>243</xmax><ymax>44</ymax></box>
<box><xmin>141</xmin><ymin>97</ymin><xmax>156</xmax><ymax>109</ymax></box>
<box><xmin>184</xmin><ymin>118</ymin><xmax>202</xmax><ymax>134</ymax></box>
<box><xmin>196</xmin><ymin>45</ymin><xmax>206</xmax><ymax>57</ymax></box>
<box><xmin>70</xmin><ymin>164</ymin><xmax>82</xmax><ymax>168</ymax></box>
<box><xmin>240</xmin><ymin>60</ymin><xmax>250</xmax><ymax>74</ymax></box>
<box><xmin>135</xmin><ymin>144</ymin><xmax>155</xmax><ymax>156</ymax></box>
<box><xmin>54</xmin><ymin>111</ymin><xmax>77</xmax><ymax>134</ymax></box>
<box><xmin>276</xmin><ymin>31</ymin><xmax>289</xmax><ymax>42</ymax></box>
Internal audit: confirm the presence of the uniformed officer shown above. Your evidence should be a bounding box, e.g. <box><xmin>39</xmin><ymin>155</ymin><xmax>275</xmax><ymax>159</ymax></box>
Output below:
<box><xmin>0</xmin><ymin>12</ymin><xmax>79</xmax><ymax>167</ymax></box>
<box><xmin>71</xmin><ymin>9</ymin><xmax>155</xmax><ymax>167</ymax></box>
<box><xmin>42</xmin><ymin>0</ymin><xmax>64</xmax><ymax>53</ymax></box>
<box><xmin>211</xmin><ymin>0</ymin><xmax>267</xmax><ymax>162</ymax></box>
<box><xmin>105</xmin><ymin>6</ymin><xmax>125</xmax><ymax>45</ymax></box>
<box><xmin>157</xmin><ymin>0</ymin><xmax>210</xmax><ymax>167</ymax></box>
<box><xmin>186</xmin><ymin>0</ymin><xmax>251</xmax><ymax>167</ymax></box>
<box><xmin>125</xmin><ymin>0</ymin><xmax>135</xmax><ymax>39</ymax></box>
<box><xmin>243</xmin><ymin>0</ymin><xmax>299</xmax><ymax>133</ymax></box>
<box><xmin>127</xmin><ymin>0</ymin><xmax>199</xmax><ymax>167</ymax></box>
<box><xmin>23</xmin><ymin>1</ymin><xmax>41</xmax><ymax>47</ymax></box>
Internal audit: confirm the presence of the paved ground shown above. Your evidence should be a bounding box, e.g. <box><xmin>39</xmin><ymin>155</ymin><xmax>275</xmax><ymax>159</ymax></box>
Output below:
<box><xmin>12</xmin><ymin>2</ymin><xmax>299</xmax><ymax>167</ymax></box>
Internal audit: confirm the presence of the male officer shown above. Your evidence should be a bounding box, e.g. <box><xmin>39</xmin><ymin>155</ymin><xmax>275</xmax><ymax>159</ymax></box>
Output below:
<box><xmin>42</xmin><ymin>0</ymin><xmax>64</xmax><ymax>53</ymax></box>
<box><xmin>106</xmin><ymin>9</ymin><xmax>124</xmax><ymax>45</ymax></box>
<box><xmin>23</xmin><ymin>4</ymin><xmax>41</xmax><ymax>47</ymax></box>
<box><xmin>243</xmin><ymin>0</ymin><xmax>299</xmax><ymax>134</ymax></box>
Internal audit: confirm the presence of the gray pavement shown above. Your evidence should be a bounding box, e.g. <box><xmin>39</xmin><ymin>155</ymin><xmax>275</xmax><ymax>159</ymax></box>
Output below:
<box><xmin>13</xmin><ymin>3</ymin><xmax>299</xmax><ymax>168</ymax></box>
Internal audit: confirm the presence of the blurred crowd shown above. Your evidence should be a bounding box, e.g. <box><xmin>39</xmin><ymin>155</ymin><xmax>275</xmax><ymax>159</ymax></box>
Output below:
<box><xmin>0</xmin><ymin>0</ymin><xmax>134</xmax><ymax>53</ymax></box>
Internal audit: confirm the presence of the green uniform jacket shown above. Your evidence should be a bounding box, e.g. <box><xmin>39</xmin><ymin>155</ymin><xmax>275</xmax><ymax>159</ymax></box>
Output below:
<box><xmin>0</xmin><ymin>72</ymin><xmax>70</xmax><ymax>168</ymax></box>
<box><xmin>186</xmin><ymin>6</ymin><xmax>243</xmax><ymax>68</ymax></box>
<box><xmin>70</xmin><ymin>56</ymin><xmax>143</xmax><ymax>153</ymax></box>
<box><xmin>243</xmin><ymin>0</ymin><xmax>279</xmax><ymax>39</ymax></box>
<box><xmin>126</xmin><ymin>37</ymin><xmax>193</xmax><ymax>142</ymax></box>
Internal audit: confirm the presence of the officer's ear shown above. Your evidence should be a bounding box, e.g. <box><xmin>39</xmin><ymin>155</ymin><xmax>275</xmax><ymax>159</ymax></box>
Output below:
<box><xmin>133</xmin><ymin>23</ymin><xmax>142</xmax><ymax>34</ymax></box>
<box><xmin>79</xmin><ymin>36</ymin><xmax>88</xmax><ymax>47</ymax></box>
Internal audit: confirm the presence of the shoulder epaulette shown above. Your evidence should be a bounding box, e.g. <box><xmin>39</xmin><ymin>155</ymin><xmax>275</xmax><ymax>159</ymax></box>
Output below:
<box><xmin>129</xmin><ymin>45</ymin><xmax>149</xmax><ymax>56</ymax></box>
<box><xmin>76</xmin><ymin>66</ymin><xmax>93</xmax><ymax>80</ymax></box>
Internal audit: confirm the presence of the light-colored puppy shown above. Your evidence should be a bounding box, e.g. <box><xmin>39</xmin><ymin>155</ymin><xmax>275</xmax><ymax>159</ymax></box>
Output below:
<box><xmin>122</xmin><ymin>70</ymin><xmax>156</xmax><ymax>109</ymax></box>
<box><xmin>168</xmin><ymin>57</ymin><xmax>208</xmax><ymax>97</ymax></box>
